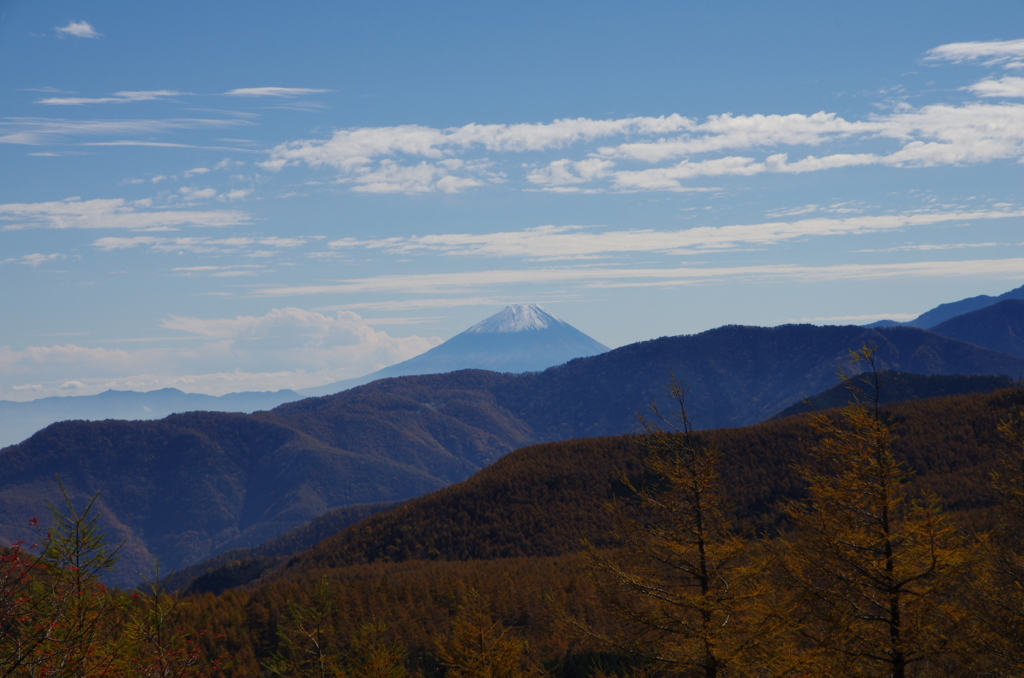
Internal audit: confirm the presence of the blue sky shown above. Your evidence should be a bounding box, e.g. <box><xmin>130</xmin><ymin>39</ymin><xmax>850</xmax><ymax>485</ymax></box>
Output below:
<box><xmin>3</xmin><ymin>0</ymin><xmax>1024</xmax><ymax>400</ymax></box>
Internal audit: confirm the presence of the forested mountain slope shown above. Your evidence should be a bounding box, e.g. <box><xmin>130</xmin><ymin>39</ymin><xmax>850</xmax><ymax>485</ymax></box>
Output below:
<box><xmin>158</xmin><ymin>386</ymin><xmax>1024</xmax><ymax>678</ymax></box>
<box><xmin>283</xmin><ymin>386</ymin><xmax>1019</xmax><ymax>575</ymax></box>
<box><xmin>770</xmin><ymin>371</ymin><xmax>1014</xmax><ymax>419</ymax></box>
<box><xmin>173</xmin><ymin>386</ymin><xmax>1024</xmax><ymax>596</ymax></box>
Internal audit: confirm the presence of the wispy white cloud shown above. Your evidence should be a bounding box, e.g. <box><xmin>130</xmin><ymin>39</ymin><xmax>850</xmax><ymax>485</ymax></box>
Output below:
<box><xmin>925</xmin><ymin>39</ymin><xmax>1024</xmax><ymax>67</ymax></box>
<box><xmin>0</xmin><ymin>309</ymin><xmax>440</xmax><ymax>400</ymax></box>
<box><xmin>323</xmin><ymin>207</ymin><xmax>1024</xmax><ymax>259</ymax></box>
<box><xmin>84</xmin><ymin>141</ymin><xmax>260</xmax><ymax>152</ymax></box>
<box><xmin>0</xmin><ymin>117</ymin><xmax>247</xmax><ymax>145</ymax></box>
<box><xmin>260</xmin><ymin>115</ymin><xmax>691</xmax><ymax>173</ymax></box>
<box><xmin>347</xmin><ymin>160</ymin><xmax>488</xmax><ymax>194</ymax></box>
<box><xmin>92</xmin><ymin>235</ymin><xmax>306</xmax><ymax>253</ymax></box>
<box><xmin>596</xmin><ymin>111</ymin><xmax>874</xmax><ymax>163</ymax></box>
<box><xmin>55</xmin><ymin>21</ymin><xmax>101</xmax><ymax>38</ymax></box>
<box><xmin>178</xmin><ymin>186</ymin><xmax>217</xmax><ymax>200</ymax></box>
<box><xmin>218</xmin><ymin>188</ymin><xmax>253</xmax><ymax>201</ymax></box>
<box><xmin>0</xmin><ymin>197</ymin><xmax>249</xmax><ymax>230</ymax></box>
<box><xmin>250</xmin><ymin>257</ymin><xmax>1024</xmax><ymax>298</ymax></box>
<box><xmin>37</xmin><ymin>90</ymin><xmax>184</xmax><ymax>106</ymax></box>
<box><xmin>966</xmin><ymin>76</ymin><xmax>1024</xmax><ymax>98</ymax></box>
<box><xmin>224</xmin><ymin>87</ymin><xmax>330</xmax><ymax>98</ymax></box>
<box><xmin>258</xmin><ymin>98</ymin><xmax>1024</xmax><ymax>193</ymax></box>
<box><xmin>21</xmin><ymin>253</ymin><xmax>65</xmax><ymax>267</ymax></box>
<box><xmin>315</xmin><ymin>296</ymin><xmax>529</xmax><ymax>312</ymax></box>
<box><xmin>183</xmin><ymin>167</ymin><xmax>210</xmax><ymax>178</ymax></box>
<box><xmin>526</xmin><ymin>159</ymin><xmax>614</xmax><ymax>187</ymax></box>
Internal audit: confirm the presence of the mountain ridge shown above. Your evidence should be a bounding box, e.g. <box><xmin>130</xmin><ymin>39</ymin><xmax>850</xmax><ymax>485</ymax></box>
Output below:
<box><xmin>3</xmin><ymin>321</ymin><xmax>1023</xmax><ymax>583</ymax></box>
<box><xmin>867</xmin><ymin>283</ymin><xmax>1024</xmax><ymax>329</ymax></box>
<box><xmin>930</xmin><ymin>299</ymin><xmax>1024</xmax><ymax>359</ymax></box>
<box><xmin>0</xmin><ymin>388</ymin><xmax>300</xmax><ymax>450</ymax></box>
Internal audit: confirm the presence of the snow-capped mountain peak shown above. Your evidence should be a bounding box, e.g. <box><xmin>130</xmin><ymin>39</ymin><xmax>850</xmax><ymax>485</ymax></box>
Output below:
<box><xmin>298</xmin><ymin>303</ymin><xmax>608</xmax><ymax>396</ymax></box>
<box><xmin>464</xmin><ymin>304</ymin><xmax>561</xmax><ymax>333</ymax></box>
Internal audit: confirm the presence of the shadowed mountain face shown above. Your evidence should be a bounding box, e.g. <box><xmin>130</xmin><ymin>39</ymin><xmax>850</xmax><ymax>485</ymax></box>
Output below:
<box><xmin>769</xmin><ymin>371</ymin><xmax>1014</xmax><ymax>420</ymax></box>
<box><xmin>929</xmin><ymin>299</ymin><xmax>1024</xmax><ymax>359</ymax></box>
<box><xmin>298</xmin><ymin>304</ymin><xmax>608</xmax><ymax>397</ymax></box>
<box><xmin>2</xmin><ymin>322</ymin><xmax>1022</xmax><ymax>584</ymax></box>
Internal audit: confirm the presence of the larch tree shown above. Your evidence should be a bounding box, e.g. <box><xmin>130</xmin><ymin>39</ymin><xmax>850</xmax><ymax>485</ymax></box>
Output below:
<box><xmin>585</xmin><ymin>380</ymin><xmax>797</xmax><ymax>678</ymax></box>
<box><xmin>0</xmin><ymin>487</ymin><xmax>126</xmax><ymax>678</ymax></box>
<box><xmin>435</xmin><ymin>590</ymin><xmax>539</xmax><ymax>678</ymax></box>
<box><xmin>343</xmin><ymin>621</ymin><xmax>408</xmax><ymax>678</ymax></box>
<box><xmin>962</xmin><ymin>391</ymin><xmax>1024</xmax><ymax>675</ymax></box>
<box><xmin>266</xmin><ymin>576</ymin><xmax>342</xmax><ymax>678</ymax></box>
<box><xmin>779</xmin><ymin>346</ymin><xmax>967</xmax><ymax>678</ymax></box>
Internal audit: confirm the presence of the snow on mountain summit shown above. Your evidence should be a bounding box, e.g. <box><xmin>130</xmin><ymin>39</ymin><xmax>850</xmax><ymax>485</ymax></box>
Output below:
<box><xmin>465</xmin><ymin>304</ymin><xmax>563</xmax><ymax>333</ymax></box>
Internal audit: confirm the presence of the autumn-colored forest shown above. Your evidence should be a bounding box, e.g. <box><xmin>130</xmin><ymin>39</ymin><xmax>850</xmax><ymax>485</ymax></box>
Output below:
<box><xmin>6</xmin><ymin>368</ymin><xmax>1024</xmax><ymax>677</ymax></box>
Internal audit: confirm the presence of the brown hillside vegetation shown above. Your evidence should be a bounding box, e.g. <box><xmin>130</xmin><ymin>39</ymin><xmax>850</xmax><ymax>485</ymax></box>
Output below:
<box><xmin>130</xmin><ymin>387</ymin><xmax>1024</xmax><ymax>677</ymax></box>
<box><xmin>8</xmin><ymin>387</ymin><xmax>1024</xmax><ymax>677</ymax></box>
<box><xmin>281</xmin><ymin>385</ymin><xmax>1020</xmax><ymax>577</ymax></box>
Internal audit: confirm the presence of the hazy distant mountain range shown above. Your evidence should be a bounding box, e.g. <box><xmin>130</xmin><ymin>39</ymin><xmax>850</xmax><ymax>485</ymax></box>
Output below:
<box><xmin>867</xmin><ymin>283</ymin><xmax>1024</xmax><ymax>328</ymax></box>
<box><xmin>0</xmin><ymin>388</ymin><xmax>300</xmax><ymax>451</ymax></box>
<box><xmin>0</xmin><ymin>304</ymin><xmax>606</xmax><ymax>449</ymax></box>
<box><xmin>4</xmin><ymin>319</ymin><xmax>1023</xmax><ymax>583</ymax></box>
<box><xmin>6</xmin><ymin>291</ymin><xmax>1024</xmax><ymax>451</ymax></box>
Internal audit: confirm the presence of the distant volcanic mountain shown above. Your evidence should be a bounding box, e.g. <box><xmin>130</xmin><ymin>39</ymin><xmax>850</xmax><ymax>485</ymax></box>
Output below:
<box><xmin>299</xmin><ymin>304</ymin><xmax>609</xmax><ymax>397</ymax></box>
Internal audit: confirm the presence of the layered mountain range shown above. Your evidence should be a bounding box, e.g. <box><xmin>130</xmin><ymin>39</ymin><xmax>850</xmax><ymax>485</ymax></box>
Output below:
<box><xmin>4</xmin><ymin>316</ymin><xmax>1024</xmax><ymax>584</ymax></box>
<box><xmin>6</xmin><ymin>292</ymin><xmax>1024</xmax><ymax>452</ymax></box>
<box><xmin>868</xmin><ymin>283</ymin><xmax>1024</xmax><ymax>328</ymax></box>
